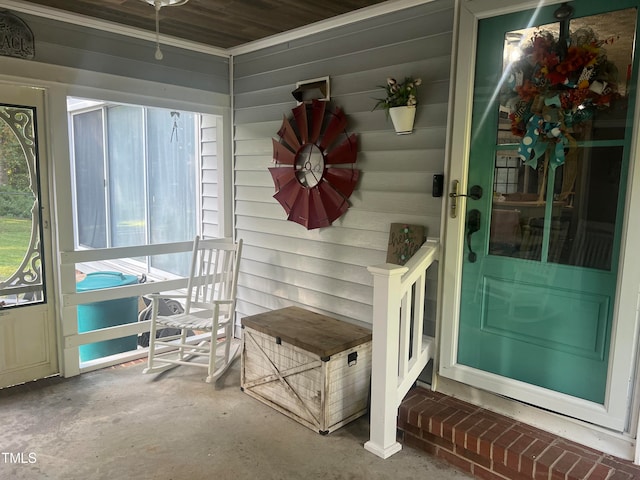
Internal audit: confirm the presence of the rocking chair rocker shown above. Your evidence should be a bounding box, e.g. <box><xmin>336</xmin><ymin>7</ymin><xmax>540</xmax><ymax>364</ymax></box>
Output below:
<box><xmin>143</xmin><ymin>236</ymin><xmax>243</xmax><ymax>383</ymax></box>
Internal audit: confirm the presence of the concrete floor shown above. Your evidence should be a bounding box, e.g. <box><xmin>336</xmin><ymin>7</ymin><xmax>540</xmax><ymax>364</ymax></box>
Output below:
<box><xmin>0</xmin><ymin>360</ymin><xmax>473</xmax><ymax>480</ymax></box>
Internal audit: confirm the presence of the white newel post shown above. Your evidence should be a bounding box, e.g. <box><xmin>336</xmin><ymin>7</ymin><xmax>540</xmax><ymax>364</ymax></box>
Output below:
<box><xmin>364</xmin><ymin>263</ymin><xmax>408</xmax><ymax>459</ymax></box>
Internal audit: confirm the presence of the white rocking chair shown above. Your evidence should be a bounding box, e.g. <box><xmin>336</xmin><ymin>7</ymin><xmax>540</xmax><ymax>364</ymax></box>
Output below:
<box><xmin>143</xmin><ymin>236</ymin><xmax>243</xmax><ymax>383</ymax></box>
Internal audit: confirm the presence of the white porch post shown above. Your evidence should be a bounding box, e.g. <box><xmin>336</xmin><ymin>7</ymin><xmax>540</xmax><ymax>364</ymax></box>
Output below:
<box><xmin>364</xmin><ymin>263</ymin><xmax>408</xmax><ymax>459</ymax></box>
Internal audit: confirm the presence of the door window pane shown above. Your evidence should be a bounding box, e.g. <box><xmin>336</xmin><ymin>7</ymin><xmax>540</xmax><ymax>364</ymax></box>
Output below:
<box><xmin>0</xmin><ymin>105</ymin><xmax>45</xmax><ymax>307</ymax></box>
<box><xmin>490</xmin><ymin>8</ymin><xmax>635</xmax><ymax>271</ymax></box>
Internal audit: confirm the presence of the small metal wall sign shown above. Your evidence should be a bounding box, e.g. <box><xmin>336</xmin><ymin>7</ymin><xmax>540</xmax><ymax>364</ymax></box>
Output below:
<box><xmin>0</xmin><ymin>11</ymin><xmax>34</xmax><ymax>60</ymax></box>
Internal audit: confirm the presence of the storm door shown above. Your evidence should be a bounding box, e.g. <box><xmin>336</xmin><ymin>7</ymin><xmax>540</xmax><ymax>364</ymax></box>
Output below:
<box><xmin>0</xmin><ymin>85</ymin><xmax>57</xmax><ymax>388</ymax></box>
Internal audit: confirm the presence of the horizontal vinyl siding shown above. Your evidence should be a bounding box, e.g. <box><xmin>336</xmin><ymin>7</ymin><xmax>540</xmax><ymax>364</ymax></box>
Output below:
<box><xmin>233</xmin><ymin>0</ymin><xmax>453</xmax><ymax>326</ymax></box>
<box><xmin>14</xmin><ymin>11</ymin><xmax>229</xmax><ymax>93</ymax></box>
<box><xmin>201</xmin><ymin>115</ymin><xmax>220</xmax><ymax>238</ymax></box>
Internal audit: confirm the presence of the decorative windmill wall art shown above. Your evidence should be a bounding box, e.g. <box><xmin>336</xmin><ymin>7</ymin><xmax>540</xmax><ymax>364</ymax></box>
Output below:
<box><xmin>269</xmin><ymin>99</ymin><xmax>359</xmax><ymax>230</ymax></box>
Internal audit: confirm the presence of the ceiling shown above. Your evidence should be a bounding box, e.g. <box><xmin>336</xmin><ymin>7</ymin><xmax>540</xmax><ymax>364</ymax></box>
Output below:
<box><xmin>17</xmin><ymin>0</ymin><xmax>391</xmax><ymax>51</ymax></box>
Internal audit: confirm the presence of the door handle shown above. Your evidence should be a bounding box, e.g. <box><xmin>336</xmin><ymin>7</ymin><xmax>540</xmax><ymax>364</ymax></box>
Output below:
<box><xmin>449</xmin><ymin>180</ymin><xmax>483</xmax><ymax>218</ymax></box>
<box><xmin>466</xmin><ymin>209</ymin><xmax>481</xmax><ymax>263</ymax></box>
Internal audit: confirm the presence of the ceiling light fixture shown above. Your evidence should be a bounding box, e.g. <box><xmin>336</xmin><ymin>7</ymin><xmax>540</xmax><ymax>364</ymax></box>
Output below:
<box><xmin>140</xmin><ymin>0</ymin><xmax>189</xmax><ymax>60</ymax></box>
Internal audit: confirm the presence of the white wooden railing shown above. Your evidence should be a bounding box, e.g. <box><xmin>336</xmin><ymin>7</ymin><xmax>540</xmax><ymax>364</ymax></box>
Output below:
<box><xmin>364</xmin><ymin>240</ymin><xmax>440</xmax><ymax>459</ymax></box>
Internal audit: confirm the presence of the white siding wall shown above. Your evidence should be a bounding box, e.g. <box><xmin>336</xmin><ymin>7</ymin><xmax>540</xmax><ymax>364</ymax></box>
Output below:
<box><xmin>201</xmin><ymin>114</ymin><xmax>221</xmax><ymax>238</ymax></box>
<box><xmin>233</xmin><ymin>0</ymin><xmax>454</xmax><ymax>327</ymax></box>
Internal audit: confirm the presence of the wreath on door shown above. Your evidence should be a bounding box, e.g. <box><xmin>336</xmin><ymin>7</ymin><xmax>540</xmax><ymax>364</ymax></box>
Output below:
<box><xmin>269</xmin><ymin>99</ymin><xmax>359</xmax><ymax>229</ymax></box>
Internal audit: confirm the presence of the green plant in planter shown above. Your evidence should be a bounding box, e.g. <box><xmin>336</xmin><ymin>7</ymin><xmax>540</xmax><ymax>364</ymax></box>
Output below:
<box><xmin>372</xmin><ymin>76</ymin><xmax>422</xmax><ymax>114</ymax></box>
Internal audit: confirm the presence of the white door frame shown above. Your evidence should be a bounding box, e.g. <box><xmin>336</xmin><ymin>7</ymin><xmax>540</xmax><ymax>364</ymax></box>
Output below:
<box><xmin>438</xmin><ymin>0</ymin><xmax>640</xmax><ymax>441</ymax></box>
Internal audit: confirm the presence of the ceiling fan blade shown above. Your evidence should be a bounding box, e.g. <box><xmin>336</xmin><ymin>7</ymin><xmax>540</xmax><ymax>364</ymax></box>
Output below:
<box><xmin>272</xmin><ymin>139</ymin><xmax>296</xmax><ymax>165</ymax></box>
<box><xmin>277</xmin><ymin>115</ymin><xmax>301</xmax><ymax>151</ymax></box>
<box><xmin>324</xmin><ymin>167</ymin><xmax>360</xmax><ymax>198</ymax></box>
<box><xmin>310</xmin><ymin>99</ymin><xmax>326</xmax><ymax>144</ymax></box>
<box><xmin>292</xmin><ymin>103</ymin><xmax>308</xmax><ymax>144</ymax></box>
<box><xmin>268</xmin><ymin>166</ymin><xmax>297</xmax><ymax>190</ymax></box>
<box><xmin>318</xmin><ymin>107</ymin><xmax>347</xmax><ymax>151</ymax></box>
<box><xmin>325</xmin><ymin>133</ymin><xmax>358</xmax><ymax>165</ymax></box>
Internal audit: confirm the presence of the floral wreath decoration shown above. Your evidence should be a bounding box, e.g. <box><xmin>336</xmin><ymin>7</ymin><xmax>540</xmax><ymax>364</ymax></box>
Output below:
<box><xmin>502</xmin><ymin>28</ymin><xmax>619</xmax><ymax>171</ymax></box>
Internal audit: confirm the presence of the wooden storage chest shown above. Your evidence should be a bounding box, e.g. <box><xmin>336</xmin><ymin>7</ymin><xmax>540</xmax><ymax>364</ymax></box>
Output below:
<box><xmin>241</xmin><ymin>306</ymin><xmax>372</xmax><ymax>434</ymax></box>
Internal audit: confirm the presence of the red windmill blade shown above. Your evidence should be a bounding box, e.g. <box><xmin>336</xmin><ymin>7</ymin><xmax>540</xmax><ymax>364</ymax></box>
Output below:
<box><xmin>318</xmin><ymin>180</ymin><xmax>349</xmax><ymax>223</ymax></box>
<box><xmin>325</xmin><ymin>133</ymin><xmax>358</xmax><ymax>165</ymax></box>
<box><xmin>277</xmin><ymin>115</ymin><xmax>301</xmax><ymax>151</ymax></box>
<box><xmin>273</xmin><ymin>176</ymin><xmax>305</xmax><ymax>214</ymax></box>
<box><xmin>287</xmin><ymin>188</ymin><xmax>311</xmax><ymax>228</ymax></box>
<box><xmin>318</xmin><ymin>107</ymin><xmax>347</xmax><ymax>151</ymax></box>
<box><xmin>268</xmin><ymin>167</ymin><xmax>296</xmax><ymax>190</ymax></box>
<box><xmin>324</xmin><ymin>168</ymin><xmax>360</xmax><ymax>199</ymax></box>
<box><xmin>307</xmin><ymin>187</ymin><xmax>331</xmax><ymax>229</ymax></box>
<box><xmin>310</xmin><ymin>100</ymin><xmax>326</xmax><ymax>144</ymax></box>
<box><xmin>272</xmin><ymin>139</ymin><xmax>296</xmax><ymax>165</ymax></box>
<box><xmin>292</xmin><ymin>103</ymin><xmax>308</xmax><ymax>144</ymax></box>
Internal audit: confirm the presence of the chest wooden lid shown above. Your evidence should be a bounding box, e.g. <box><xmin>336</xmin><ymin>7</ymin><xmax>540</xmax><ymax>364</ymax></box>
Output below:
<box><xmin>241</xmin><ymin>306</ymin><xmax>372</xmax><ymax>358</ymax></box>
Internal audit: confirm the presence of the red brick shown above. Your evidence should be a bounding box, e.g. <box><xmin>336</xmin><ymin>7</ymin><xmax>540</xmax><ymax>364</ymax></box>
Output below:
<box><xmin>606</xmin><ymin>471</ymin><xmax>633</xmax><ymax>480</ymax></box>
<box><xmin>421</xmin><ymin>429</ymin><xmax>455</xmax><ymax>451</ymax></box>
<box><xmin>411</xmin><ymin>399</ymin><xmax>444</xmax><ymax>428</ymax></box>
<box><xmin>555</xmin><ymin>439</ymin><xmax>605</xmax><ymax>463</ymax></box>
<box><xmin>479</xmin><ymin>423</ymin><xmax>511</xmax><ymax>458</ymax></box>
<box><xmin>441</xmin><ymin>395</ymin><xmax>479</xmax><ymax>414</ymax></box>
<box><xmin>429</xmin><ymin>406</ymin><xmax>460</xmax><ymax>436</ymax></box>
<box><xmin>473</xmin><ymin>464</ymin><xmax>511</xmax><ymax>480</ymax></box>
<box><xmin>453</xmin><ymin>413</ymin><xmax>484</xmax><ymax>449</ymax></box>
<box><xmin>397</xmin><ymin>418</ymin><xmax>421</xmax><ymax>437</ymax></box>
<box><xmin>534</xmin><ymin>445</ymin><xmax>564</xmax><ymax>480</ymax></box>
<box><xmin>437</xmin><ymin>448</ymin><xmax>474</xmax><ymax>474</ymax></box>
<box><xmin>406</xmin><ymin>386</ymin><xmax>442</xmax><ymax>402</ymax></box>
<box><xmin>584</xmin><ymin>462</ymin><xmax>613</xmax><ymax>480</ymax></box>
<box><xmin>550</xmin><ymin>452</ymin><xmax>580</xmax><ymax>480</ymax></box>
<box><xmin>413</xmin><ymin>399</ymin><xmax>448</xmax><ymax>428</ymax></box>
<box><xmin>483</xmin><ymin>410</ymin><xmax>519</xmax><ymax>430</ymax></box>
<box><xmin>443</xmin><ymin>410</ymin><xmax>472</xmax><ymax>443</ymax></box>
<box><xmin>600</xmin><ymin>455</ymin><xmax>640</xmax><ymax>477</ymax></box>
<box><xmin>494</xmin><ymin>460</ymin><xmax>534</xmax><ymax>480</ymax></box>
<box><xmin>454</xmin><ymin>443</ymin><xmax>492</xmax><ymax>469</ymax></box>
<box><xmin>403</xmin><ymin>431</ymin><xmax>438</xmax><ymax>455</ymax></box>
<box><xmin>567</xmin><ymin>457</ymin><xmax>598</xmax><ymax>480</ymax></box>
<box><xmin>512</xmin><ymin>423</ymin><xmax>557</xmax><ymax>444</ymax></box>
<box><xmin>521</xmin><ymin>440</ymin><xmax>551</xmax><ymax>478</ymax></box>
<box><xmin>506</xmin><ymin>434</ymin><xmax>537</xmax><ymax>471</ymax></box>
<box><xmin>463</xmin><ymin>420</ymin><xmax>493</xmax><ymax>453</ymax></box>
<box><xmin>493</xmin><ymin>428</ymin><xmax>522</xmax><ymax>465</ymax></box>
<box><xmin>399</xmin><ymin>395</ymin><xmax>427</xmax><ymax>423</ymax></box>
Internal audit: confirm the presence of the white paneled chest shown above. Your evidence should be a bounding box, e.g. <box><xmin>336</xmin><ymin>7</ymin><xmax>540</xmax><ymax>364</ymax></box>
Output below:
<box><xmin>241</xmin><ymin>306</ymin><xmax>372</xmax><ymax>434</ymax></box>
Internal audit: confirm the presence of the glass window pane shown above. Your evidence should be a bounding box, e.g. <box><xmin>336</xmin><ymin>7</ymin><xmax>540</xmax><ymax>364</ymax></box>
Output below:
<box><xmin>147</xmin><ymin>109</ymin><xmax>196</xmax><ymax>276</ymax></box>
<box><xmin>107</xmin><ymin>106</ymin><xmax>146</xmax><ymax>247</ymax></box>
<box><xmin>0</xmin><ymin>105</ymin><xmax>44</xmax><ymax>307</ymax></box>
<box><xmin>549</xmin><ymin>146</ymin><xmax>620</xmax><ymax>270</ymax></box>
<box><xmin>73</xmin><ymin>110</ymin><xmax>106</xmax><ymax>248</ymax></box>
<box><xmin>499</xmin><ymin>8</ymin><xmax>636</xmax><ymax>145</ymax></box>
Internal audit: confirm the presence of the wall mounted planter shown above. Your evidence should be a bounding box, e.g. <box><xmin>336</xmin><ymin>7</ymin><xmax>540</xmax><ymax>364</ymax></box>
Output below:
<box><xmin>389</xmin><ymin>106</ymin><xmax>416</xmax><ymax>135</ymax></box>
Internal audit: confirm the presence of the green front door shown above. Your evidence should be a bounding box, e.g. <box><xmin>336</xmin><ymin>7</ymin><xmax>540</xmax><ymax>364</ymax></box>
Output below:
<box><xmin>458</xmin><ymin>1</ymin><xmax>638</xmax><ymax>405</ymax></box>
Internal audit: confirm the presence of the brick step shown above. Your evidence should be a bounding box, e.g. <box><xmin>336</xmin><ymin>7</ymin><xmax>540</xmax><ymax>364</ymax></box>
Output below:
<box><xmin>397</xmin><ymin>387</ymin><xmax>640</xmax><ymax>480</ymax></box>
